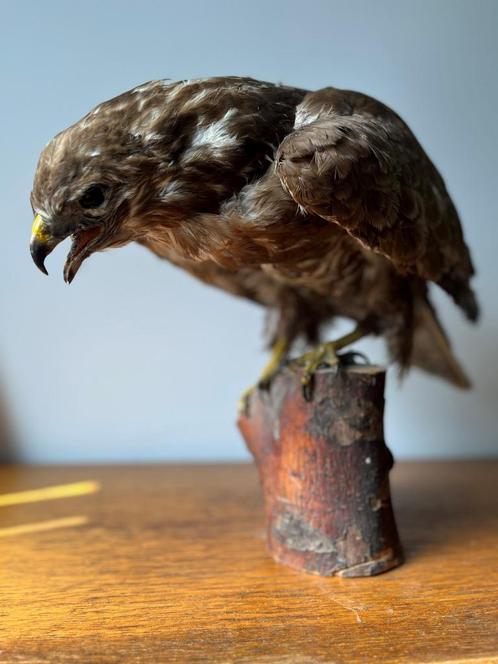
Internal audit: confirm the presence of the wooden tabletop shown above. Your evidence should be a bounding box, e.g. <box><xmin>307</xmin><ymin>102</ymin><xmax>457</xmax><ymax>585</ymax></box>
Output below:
<box><xmin>0</xmin><ymin>461</ymin><xmax>497</xmax><ymax>663</ymax></box>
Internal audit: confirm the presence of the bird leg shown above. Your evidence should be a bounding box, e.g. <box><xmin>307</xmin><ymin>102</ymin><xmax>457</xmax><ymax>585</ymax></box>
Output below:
<box><xmin>238</xmin><ymin>337</ymin><xmax>290</xmax><ymax>413</ymax></box>
<box><xmin>258</xmin><ymin>337</ymin><xmax>290</xmax><ymax>387</ymax></box>
<box><xmin>294</xmin><ymin>325</ymin><xmax>366</xmax><ymax>400</ymax></box>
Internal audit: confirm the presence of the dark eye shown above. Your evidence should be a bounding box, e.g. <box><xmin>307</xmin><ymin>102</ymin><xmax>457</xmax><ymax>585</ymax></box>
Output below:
<box><xmin>79</xmin><ymin>184</ymin><xmax>107</xmax><ymax>209</ymax></box>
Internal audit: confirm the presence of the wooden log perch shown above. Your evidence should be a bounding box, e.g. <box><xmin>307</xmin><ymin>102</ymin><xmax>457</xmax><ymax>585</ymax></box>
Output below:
<box><xmin>238</xmin><ymin>365</ymin><xmax>403</xmax><ymax>577</ymax></box>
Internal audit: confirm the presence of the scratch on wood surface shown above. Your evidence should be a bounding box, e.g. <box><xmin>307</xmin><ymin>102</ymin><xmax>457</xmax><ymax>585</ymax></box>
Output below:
<box><xmin>326</xmin><ymin>595</ymin><xmax>365</xmax><ymax>624</ymax></box>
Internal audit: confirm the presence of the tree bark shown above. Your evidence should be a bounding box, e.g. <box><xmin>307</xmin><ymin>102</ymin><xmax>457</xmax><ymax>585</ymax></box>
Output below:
<box><xmin>237</xmin><ymin>365</ymin><xmax>403</xmax><ymax>577</ymax></box>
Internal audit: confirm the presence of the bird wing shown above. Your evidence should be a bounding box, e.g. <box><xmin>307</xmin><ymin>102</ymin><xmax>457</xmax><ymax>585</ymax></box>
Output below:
<box><xmin>276</xmin><ymin>88</ymin><xmax>478</xmax><ymax>320</ymax></box>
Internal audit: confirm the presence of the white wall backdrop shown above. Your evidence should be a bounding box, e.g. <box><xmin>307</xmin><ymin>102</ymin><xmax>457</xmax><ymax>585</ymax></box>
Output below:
<box><xmin>1</xmin><ymin>0</ymin><xmax>497</xmax><ymax>462</ymax></box>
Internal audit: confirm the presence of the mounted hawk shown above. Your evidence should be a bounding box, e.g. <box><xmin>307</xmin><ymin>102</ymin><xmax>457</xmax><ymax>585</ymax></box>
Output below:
<box><xmin>30</xmin><ymin>77</ymin><xmax>479</xmax><ymax>396</ymax></box>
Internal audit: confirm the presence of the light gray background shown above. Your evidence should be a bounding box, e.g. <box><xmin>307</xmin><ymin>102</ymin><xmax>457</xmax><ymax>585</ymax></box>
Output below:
<box><xmin>1</xmin><ymin>0</ymin><xmax>497</xmax><ymax>462</ymax></box>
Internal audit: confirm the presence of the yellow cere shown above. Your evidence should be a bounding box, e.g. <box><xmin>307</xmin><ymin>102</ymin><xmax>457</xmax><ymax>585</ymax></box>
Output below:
<box><xmin>31</xmin><ymin>213</ymin><xmax>51</xmax><ymax>242</ymax></box>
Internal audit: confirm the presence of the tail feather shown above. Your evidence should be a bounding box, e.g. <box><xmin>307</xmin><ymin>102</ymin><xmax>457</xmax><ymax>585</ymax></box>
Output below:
<box><xmin>438</xmin><ymin>275</ymin><xmax>480</xmax><ymax>323</ymax></box>
<box><xmin>410</xmin><ymin>297</ymin><xmax>471</xmax><ymax>389</ymax></box>
<box><xmin>454</xmin><ymin>285</ymin><xmax>480</xmax><ymax>323</ymax></box>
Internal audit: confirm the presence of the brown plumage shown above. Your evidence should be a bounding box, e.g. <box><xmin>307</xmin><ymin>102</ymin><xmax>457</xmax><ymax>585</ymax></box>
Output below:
<box><xmin>30</xmin><ymin>76</ymin><xmax>479</xmax><ymax>387</ymax></box>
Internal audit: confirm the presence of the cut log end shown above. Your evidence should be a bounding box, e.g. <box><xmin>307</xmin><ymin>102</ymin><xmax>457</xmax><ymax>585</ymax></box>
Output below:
<box><xmin>237</xmin><ymin>364</ymin><xmax>403</xmax><ymax>577</ymax></box>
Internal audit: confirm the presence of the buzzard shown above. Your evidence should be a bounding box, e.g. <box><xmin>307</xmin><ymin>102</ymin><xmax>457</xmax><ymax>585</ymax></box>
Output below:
<box><xmin>30</xmin><ymin>77</ymin><xmax>478</xmax><ymax>398</ymax></box>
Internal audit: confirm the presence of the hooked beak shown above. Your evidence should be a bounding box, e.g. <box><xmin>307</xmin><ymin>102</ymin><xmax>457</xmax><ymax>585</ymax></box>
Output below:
<box><xmin>30</xmin><ymin>214</ymin><xmax>102</xmax><ymax>283</ymax></box>
<box><xmin>30</xmin><ymin>214</ymin><xmax>62</xmax><ymax>276</ymax></box>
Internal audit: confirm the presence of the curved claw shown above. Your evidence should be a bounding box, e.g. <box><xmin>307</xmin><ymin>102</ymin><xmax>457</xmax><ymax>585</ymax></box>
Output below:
<box><xmin>238</xmin><ymin>338</ymin><xmax>290</xmax><ymax>414</ymax></box>
<box><xmin>336</xmin><ymin>350</ymin><xmax>370</xmax><ymax>366</ymax></box>
<box><xmin>298</xmin><ymin>343</ymin><xmax>339</xmax><ymax>401</ymax></box>
<box><xmin>301</xmin><ymin>374</ymin><xmax>315</xmax><ymax>402</ymax></box>
<box><xmin>293</xmin><ymin>326</ymin><xmax>367</xmax><ymax>401</ymax></box>
<box><xmin>237</xmin><ymin>390</ymin><xmax>251</xmax><ymax>416</ymax></box>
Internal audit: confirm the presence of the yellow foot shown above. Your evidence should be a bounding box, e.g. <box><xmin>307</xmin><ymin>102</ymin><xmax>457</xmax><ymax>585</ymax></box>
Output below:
<box><xmin>293</xmin><ymin>326</ymin><xmax>365</xmax><ymax>401</ymax></box>
<box><xmin>238</xmin><ymin>338</ymin><xmax>289</xmax><ymax>414</ymax></box>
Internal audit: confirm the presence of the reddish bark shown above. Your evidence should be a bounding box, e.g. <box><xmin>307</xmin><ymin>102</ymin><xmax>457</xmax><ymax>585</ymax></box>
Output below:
<box><xmin>238</xmin><ymin>365</ymin><xmax>403</xmax><ymax>577</ymax></box>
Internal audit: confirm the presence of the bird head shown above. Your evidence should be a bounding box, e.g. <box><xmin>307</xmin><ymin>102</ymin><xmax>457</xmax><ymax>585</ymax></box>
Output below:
<box><xmin>30</xmin><ymin>82</ymin><xmax>177</xmax><ymax>282</ymax></box>
<box><xmin>30</xmin><ymin>77</ymin><xmax>273</xmax><ymax>280</ymax></box>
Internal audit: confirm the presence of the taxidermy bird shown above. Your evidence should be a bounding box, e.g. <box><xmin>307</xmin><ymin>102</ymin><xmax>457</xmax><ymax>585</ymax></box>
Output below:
<box><xmin>30</xmin><ymin>77</ymin><xmax>479</xmax><ymax>399</ymax></box>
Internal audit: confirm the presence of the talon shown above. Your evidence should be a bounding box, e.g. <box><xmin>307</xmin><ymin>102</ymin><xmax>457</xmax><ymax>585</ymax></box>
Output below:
<box><xmin>238</xmin><ymin>337</ymin><xmax>290</xmax><ymax>415</ymax></box>
<box><xmin>239</xmin><ymin>327</ymin><xmax>367</xmax><ymax>410</ymax></box>
<box><xmin>301</xmin><ymin>373</ymin><xmax>314</xmax><ymax>401</ymax></box>
<box><xmin>297</xmin><ymin>342</ymin><xmax>339</xmax><ymax>395</ymax></box>
<box><xmin>338</xmin><ymin>350</ymin><xmax>370</xmax><ymax>366</ymax></box>
<box><xmin>291</xmin><ymin>325</ymin><xmax>366</xmax><ymax>401</ymax></box>
<box><xmin>237</xmin><ymin>385</ymin><xmax>255</xmax><ymax>416</ymax></box>
<box><xmin>258</xmin><ymin>376</ymin><xmax>273</xmax><ymax>392</ymax></box>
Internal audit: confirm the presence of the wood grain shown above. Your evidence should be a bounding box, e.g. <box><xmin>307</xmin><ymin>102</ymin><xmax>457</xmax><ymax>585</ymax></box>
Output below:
<box><xmin>0</xmin><ymin>461</ymin><xmax>497</xmax><ymax>663</ymax></box>
<box><xmin>239</xmin><ymin>366</ymin><xmax>403</xmax><ymax>576</ymax></box>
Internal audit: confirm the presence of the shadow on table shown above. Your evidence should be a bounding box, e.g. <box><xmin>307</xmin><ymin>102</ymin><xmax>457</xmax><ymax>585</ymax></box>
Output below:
<box><xmin>392</xmin><ymin>461</ymin><xmax>498</xmax><ymax>562</ymax></box>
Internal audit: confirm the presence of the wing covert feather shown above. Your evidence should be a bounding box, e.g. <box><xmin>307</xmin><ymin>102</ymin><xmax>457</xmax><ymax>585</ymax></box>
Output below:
<box><xmin>276</xmin><ymin>88</ymin><xmax>475</xmax><ymax>294</ymax></box>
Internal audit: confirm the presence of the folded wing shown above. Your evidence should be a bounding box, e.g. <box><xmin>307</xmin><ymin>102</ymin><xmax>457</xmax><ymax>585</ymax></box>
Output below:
<box><xmin>275</xmin><ymin>87</ymin><xmax>478</xmax><ymax>321</ymax></box>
